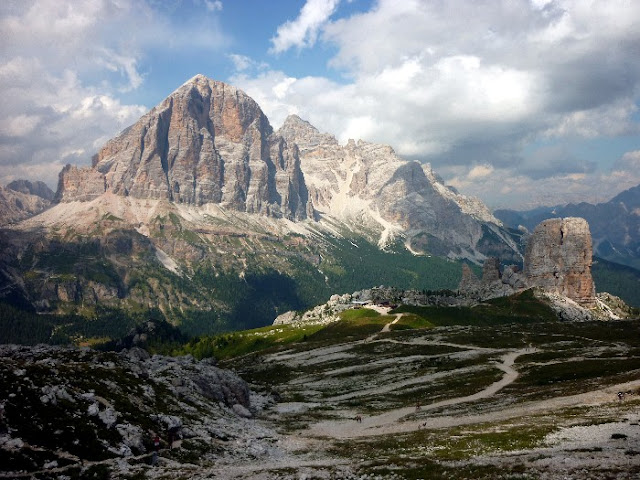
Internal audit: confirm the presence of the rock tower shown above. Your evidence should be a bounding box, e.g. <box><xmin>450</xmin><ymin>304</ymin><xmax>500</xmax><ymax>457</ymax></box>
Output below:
<box><xmin>524</xmin><ymin>217</ymin><xmax>596</xmax><ymax>307</ymax></box>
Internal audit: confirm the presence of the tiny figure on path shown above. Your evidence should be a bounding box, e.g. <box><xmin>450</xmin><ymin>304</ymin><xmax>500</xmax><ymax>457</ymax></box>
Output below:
<box><xmin>618</xmin><ymin>391</ymin><xmax>625</xmax><ymax>402</ymax></box>
<box><xmin>415</xmin><ymin>401</ymin><xmax>421</xmax><ymax>412</ymax></box>
<box><xmin>355</xmin><ymin>415</ymin><xmax>362</xmax><ymax>423</ymax></box>
<box><xmin>151</xmin><ymin>434</ymin><xmax>161</xmax><ymax>466</ymax></box>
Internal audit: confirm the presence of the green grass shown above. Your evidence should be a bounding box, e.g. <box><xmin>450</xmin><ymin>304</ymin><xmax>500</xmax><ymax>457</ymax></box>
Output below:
<box><xmin>391</xmin><ymin>290</ymin><xmax>558</xmax><ymax>327</ymax></box>
<box><xmin>178</xmin><ymin>323</ymin><xmax>325</xmax><ymax>360</ymax></box>
<box><xmin>339</xmin><ymin>307</ymin><xmax>380</xmax><ymax>321</ymax></box>
<box><xmin>305</xmin><ymin>316</ymin><xmax>393</xmax><ymax>344</ymax></box>
<box><xmin>391</xmin><ymin>313</ymin><xmax>435</xmax><ymax>330</ymax></box>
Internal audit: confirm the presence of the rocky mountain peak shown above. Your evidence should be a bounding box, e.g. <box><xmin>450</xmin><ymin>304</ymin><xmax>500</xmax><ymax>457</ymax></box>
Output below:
<box><xmin>0</xmin><ymin>184</ymin><xmax>52</xmax><ymax>225</ymax></box>
<box><xmin>56</xmin><ymin>75</ymin><xmax>312</xmax><ymax>220</ymax></box>
<box><xmin>278</xmin><ymin>114</ymin><xmax>338</xmax><ymax>151</ymax></box>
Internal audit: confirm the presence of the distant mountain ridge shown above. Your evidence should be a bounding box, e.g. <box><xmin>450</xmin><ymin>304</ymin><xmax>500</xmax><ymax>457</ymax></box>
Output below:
<box><xmin>0</xmin><ymin>182</ymin><xmax>52</xmax><ymax>225</ymax></box>
<box><xmin>278</xmin><ymin>114</ymin><xmax>518</xmax><ymax>261</ymax></box>
<box><xmin>7</xmin><ymin>180</ymin><xmax>55</xmax><ymax>201</ymax></box>
<box><xmin>50</xmin><ymin>75</ymin><xmax>519</xmax><ymax>263</ymax></box>
<box><xmin>495</xmin><ymin>184</ymin><xmax>640</xmax><ymax>269</ymax></box>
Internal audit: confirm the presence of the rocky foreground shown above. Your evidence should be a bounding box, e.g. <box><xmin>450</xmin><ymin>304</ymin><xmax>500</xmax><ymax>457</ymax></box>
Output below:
<box><xmin>0</xmin><ymin>344</ymin><xmax>280</xmax><ymax>478</ymax></box>
<box><xmin>3</xmin><ymin>314</ymin><xmax>640</xmax><ymax>479</ymax></box>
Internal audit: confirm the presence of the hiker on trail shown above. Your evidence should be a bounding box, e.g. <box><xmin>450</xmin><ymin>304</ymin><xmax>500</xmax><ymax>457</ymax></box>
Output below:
<box><xmin>151</xmin><ymin>434</ymin><xmax>160</xmax><ymax>466</ymax></box>
<box><xmin>618</xmin><ymin>391</ymin><xmax>625</xmax><ymax>402</ymax></box>
<box><xmin>415</xmin><ymin>401</ymin><xmax>421</xmax><ymax>412</ymax></box>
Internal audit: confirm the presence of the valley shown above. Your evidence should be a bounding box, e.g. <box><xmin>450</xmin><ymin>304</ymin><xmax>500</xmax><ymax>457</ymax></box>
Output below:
<box><xmin>2</xmin><ymin>303</ymin><xmax>640</xmax><ymax>479</ymax></box>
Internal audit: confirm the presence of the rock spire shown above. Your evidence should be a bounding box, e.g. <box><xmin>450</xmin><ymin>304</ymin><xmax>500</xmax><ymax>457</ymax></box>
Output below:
<box><xmin>524</xmin><ymin>217</ymin><xmax>596</xmax><ymax>307</ymax></box>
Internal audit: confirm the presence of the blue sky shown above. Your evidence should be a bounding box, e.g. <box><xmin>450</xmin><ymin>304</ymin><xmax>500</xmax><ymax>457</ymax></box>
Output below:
<box><xmin>1</xmin><ymin>0</ymin><xmax>640</xmax><ymax>209</ymax></box>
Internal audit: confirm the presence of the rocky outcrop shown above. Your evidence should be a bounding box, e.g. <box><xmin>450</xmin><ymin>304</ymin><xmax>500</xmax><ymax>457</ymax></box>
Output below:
<box><xmin>482</xmin><ymin>257</ymin><xmax>502</xmax><ymax>283</ymax></box>
<box><xmin>524</xmin><ymin>217</ymin><xmax>596</xmax><ymax>307</ymax></box>
<box><xmin>458</xmin><ymin>264</ymin><xmax>480</xmax><ymax>292</ymax></box>
<box><xmin>0</xmin><ymin>344</ymin><xmax>274</xmax><ymax>477</ymax></box>
<box><xmin>458</xmin><ymin>218</ymin><xmax>597</xmax><ymax>308</ymax></box>
<box><xmin>56</xmin><ymin>75</ymin><xmax>313</xmax><ymax>221</ymax></box>
<box><xmin>55</xmin><ymin>164</ymin><xmax>106</xmax><ymax>202</ymax></box>
<box><xmin>495</xmin><ymin>182</ymin><xmax>640</xmax><ymax>271</ymax></box>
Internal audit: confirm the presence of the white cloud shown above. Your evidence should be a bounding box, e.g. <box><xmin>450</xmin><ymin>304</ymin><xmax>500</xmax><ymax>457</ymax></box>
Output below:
<box><xmin>0</xmin><ymin>0</ymin><xmax>228</xmax><ymax>188</ymax></box>
<box><xmin>468</xmin><ymin>164</ymin><xmax>494</xmax><ymax>180</ymax></box>
<box><xmin>448</xmin><ymin>156</ymin><xmax>640</xmax><ymax>210</ymax></box>
<box><xmin>270</xmin><ymin>0</ymin><xmax>340</xmax><ymax>54</ymax></box>
<box><xmin>228</xmin><ymin>54</ymin><xmax>253</xmax><ymax>72</ymax></box>
<box><xmin>204</xmin><ymin>0</ymin><xmax>223</xmax><ymax>12</ymax></box>
<box><xmin>240</xmin><ymin>0</ymin><xmax>640</xmax><ymax>208</ymax></box>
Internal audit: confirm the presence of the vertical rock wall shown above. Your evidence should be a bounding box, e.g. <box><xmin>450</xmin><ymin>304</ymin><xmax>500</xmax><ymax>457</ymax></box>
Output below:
<box><xmin>524</xmin><ymin>217</ymin><xmax>596</xmax><ymax>307</ymax></box>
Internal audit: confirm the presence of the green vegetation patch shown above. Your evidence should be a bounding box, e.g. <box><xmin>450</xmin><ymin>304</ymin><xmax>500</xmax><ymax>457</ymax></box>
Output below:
<box><xmin>178</xmin><ymin>323</ymin><xmax>325</xmax><ymax>360</ymax></box>
<box><xmin>305</xmin><ymin>316</ymin><xmax>393</xmax><ymax>344</ymax></box>
<box><xmin>392</xmin><ymin>290</ymin><xmax>558</xmax><ymax>327</ymax></box>
<box><xmin>339</xmin><ymin>307</ymin><xmax>380</xmax><ymax>321</ymax></box>
<box><xmin>392</xmin><ymin>313</ymin><xmax>435</xmax><ymax>330</ymax></box>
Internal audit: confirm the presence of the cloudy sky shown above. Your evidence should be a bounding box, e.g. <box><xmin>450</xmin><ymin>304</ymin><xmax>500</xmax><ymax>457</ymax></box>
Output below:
<box><xmin>1</xmin><ymin>0</ymin><xmax>640</xmax><ymax>209</ymax></box>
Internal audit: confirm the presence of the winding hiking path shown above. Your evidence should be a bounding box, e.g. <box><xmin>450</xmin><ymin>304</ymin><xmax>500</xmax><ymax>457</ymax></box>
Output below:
<box><xmin>365</xmin><ymin>311</ymin><xmax>403</xmax><ymax>342</ymax></box>
<box><xmin>307</xmin><ymin>347</ymin><xmax>534</xmax><ymax>438</ymax></box>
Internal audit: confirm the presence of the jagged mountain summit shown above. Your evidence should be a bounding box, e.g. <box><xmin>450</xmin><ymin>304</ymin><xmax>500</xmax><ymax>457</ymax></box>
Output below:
<box><xmin>56</xmin><ymin>74</ymin><xmax>312</xmax><ymax>221</ymax></box>
<box><xmin>48</xmin><ymin>74</ymin><xmax>517</xmax><ymax>262</ymax></box>
<box><xmin>1</xmin><ymin>75</ymin><xmax>523</xmax><ymax>332</ymax></box>
<box><xmin>278</xmin><ymin>114</ymin><xmax>518</xmax><ymax>260</ymax></box>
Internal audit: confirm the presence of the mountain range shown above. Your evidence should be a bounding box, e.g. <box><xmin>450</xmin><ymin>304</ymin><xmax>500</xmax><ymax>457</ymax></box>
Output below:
<box><xmin>0</xmin><ymin>74</ymin><xmax>637</xmax><ymax>338</ymax></box>
<box><xmin>495</xmin><ymin>184</ymin><xmax>640</xmax><ymax>270</ymax></box>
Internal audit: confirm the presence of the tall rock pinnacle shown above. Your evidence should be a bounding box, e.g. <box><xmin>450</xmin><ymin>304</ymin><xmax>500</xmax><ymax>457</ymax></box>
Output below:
<box><xmin>56</xmin><ymin>75</ymin><xmax>313</xmax><ymax>221</ymax></box>
<box><xmin>524</xmin><ymin>217</ymin><xmax>596</xmax><ymax>307</ymax></box>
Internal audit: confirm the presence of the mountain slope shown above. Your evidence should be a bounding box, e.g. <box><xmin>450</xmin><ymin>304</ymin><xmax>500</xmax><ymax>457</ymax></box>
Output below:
<box><xmin>0</xmin><ymin>184</ymin><xmax>51</xmax><ymax>225</ymax></box>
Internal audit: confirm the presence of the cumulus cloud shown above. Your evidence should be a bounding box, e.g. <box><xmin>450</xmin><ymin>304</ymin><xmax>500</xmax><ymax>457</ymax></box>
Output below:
<box><xmin>270</xmin><ymin>0</ymin><xmax>340</xmax><ymax>54</ymax></box>
<box><xmin>239</xmin><ymin>0</ymin><xmax>640</xmax><ymax>208</ymax></box>
<box><xmin>0</xmin><ymin>0</ymin><xmax>227</xmax><ymax>187</ymax></box>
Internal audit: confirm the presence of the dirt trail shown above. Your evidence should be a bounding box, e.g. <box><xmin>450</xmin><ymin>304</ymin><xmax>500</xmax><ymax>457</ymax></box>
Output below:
<box><xmin>365</xmin><ymin>311</ymin><xmax>403</xmax><ymax>342</ymax></box>
<box><xmin>306</xmin><ymin>347</ymin><xmax>551</xmax><ymax>439</ymax></box>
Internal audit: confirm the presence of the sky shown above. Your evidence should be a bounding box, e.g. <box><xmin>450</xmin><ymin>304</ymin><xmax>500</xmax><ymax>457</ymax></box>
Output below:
<box><xmin>1</xmin><ymin>0</ymin><xmax>640</xmax><ymax>210</ymax></box>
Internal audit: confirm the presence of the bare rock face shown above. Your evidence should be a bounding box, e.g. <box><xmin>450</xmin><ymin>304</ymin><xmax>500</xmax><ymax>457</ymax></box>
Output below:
<box><xmin>57</xmin><ymin>75</ymin><xmax>312</xmax><ymax>221</ymax></box>
<box><xmin>7</xmin><ymin>180</ymin><xmax>55</xmax><ymax>201</ymax></box>
<box><xmin>524</xmin><ymin>217</ymin><xmax>596</xmax><ymax>307</ymax></box>
<box><xmin>481</xmin><ymin>257</ymin><xmax>501</xmax><ymax>283</ymax></box>
<box><xmin>55</xmin><ymin>165</ymin><xmax>106</xmax><ymax>202</ymax></box>
<box><xmin>278</xmin><ymin>115</ymin><xmax>519</xmax><ymax>261</ymax></box>
<box><xmin>0</xmin><ymin>185</ymin><xmax>52</xmax><ymax>225</ymax></box>
<box><xmin>458</xmin><ymin>264</ymin><xmax>480</xmax><ymax>292</ymax></box>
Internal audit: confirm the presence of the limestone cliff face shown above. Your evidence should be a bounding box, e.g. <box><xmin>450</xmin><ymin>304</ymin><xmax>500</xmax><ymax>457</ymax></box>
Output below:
<box><xmin>55</xmin><ymin>165</ymin><xmax>106</xmax><ymax>202</ymax></box>
<box><xmin>57</xmin><ymin>75</ymin><xmax>312</xmax><ymax>220</ymax></box>
<box><xmin>524</xmin><ymin>217</ymin><xmax>596</xmax><ymax>307</ymax></box>
<box><xmin>278</xmin><ymin>115</ymin><xmax>518</xmax><ymax>261</ymax></box>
